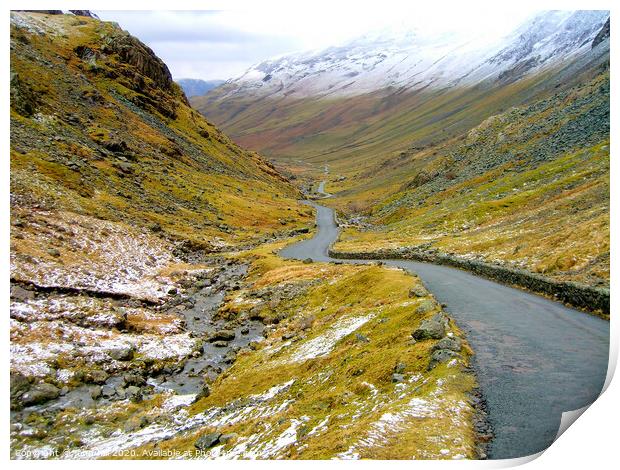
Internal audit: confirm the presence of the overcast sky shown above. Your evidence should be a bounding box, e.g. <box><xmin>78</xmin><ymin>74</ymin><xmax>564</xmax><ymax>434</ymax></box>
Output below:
<box><xmin>94</xmin><ymin>8</ymin><xmax>539</xmax><ymax>81</ymax></box>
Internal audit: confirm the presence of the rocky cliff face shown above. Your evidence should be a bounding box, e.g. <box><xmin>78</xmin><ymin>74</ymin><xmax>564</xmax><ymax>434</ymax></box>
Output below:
<box><xmin>592</xmin><ymin>17</ymin><xmax>610</xmax><ymax>48</ymax></box>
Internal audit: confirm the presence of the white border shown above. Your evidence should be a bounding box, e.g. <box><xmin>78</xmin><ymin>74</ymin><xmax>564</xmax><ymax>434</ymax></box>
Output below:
<box><xmin>3</xmin><ymin>0</ymin><xmax>617</xmax><ymax>468</ymax></box>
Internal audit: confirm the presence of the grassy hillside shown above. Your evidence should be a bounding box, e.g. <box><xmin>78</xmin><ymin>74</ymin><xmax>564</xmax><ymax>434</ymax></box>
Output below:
<box><xmin>10</xmin><ymin>11</ymin><xmax>311</xmax><ymax>257</ymax></box>
<box><xmin>11</xmin><ymin>238</ymin><xmax>483</xmax><ymax>460</ymax></box>
<box><xmin>332</xmin><ymin>69</ymin><xmax>610</xmax><ymax>288</ymax></box>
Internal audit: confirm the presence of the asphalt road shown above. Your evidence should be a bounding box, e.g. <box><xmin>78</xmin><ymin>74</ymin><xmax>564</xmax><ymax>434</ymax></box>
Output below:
<box><xmin>280</xmin><ymin>199</ymin><xmax>610</xmax><ymax>459</ymax></box>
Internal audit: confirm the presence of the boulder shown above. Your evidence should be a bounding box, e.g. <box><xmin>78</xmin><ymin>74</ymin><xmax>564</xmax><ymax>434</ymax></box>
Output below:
<box><xmin>432</xmin><ymin>336</ymin><xmax>462</xmax><ymax>352</ymax></box>
<box><xmin>391</xmin><ymin>373</ymin><xmax>405</xmax><ymax>383</ymax></box>
<box><xmin>125</xmin><ymin>386</ymin><xmax>142</xmax><ymax>402</ymax></box>
<box><xmin>223</xmin><ymin>350</ymin><xmax>237</xmax><ymax>364</ymax></box>
<box><xmin>123</xmin><ymin>373</ymin><xmax>146</xmax><ymax>387</ymax></box>
<box><xmin>303</xmin><ymin>258</ymin><xmax>313</xmax><ymax>264</ymax></box>
<box><xmin>108</xmin><ymin>345</ymin><xmax>134</xmax><ymax>361</ymax></box>
<box><xmin>115</xmin><ymin>386</ymin><xmax>126</xmax><ymax>400</ymax></box>
<box><xmin>415</xmin><ymin>299</ymin><xmax>436</xmax><ymax>314</ymax></box>
<box><xmin>10</xmin><ymin>371</ymin><xmax>31</xmax><ymax>407</ymax></box>
<box><xmin>428</xmin><ymin>349</ymin><xmax>459</xmax><ymax>370</ymax></box>
<box><xmin>10</xmin><ymin>285</ymin><xmax>35</xmax><ymax>302</ymax></box>
<box><xmin>194</xmin><ymin>432</ymin><xmax>222</xmax><ymax>450</ymax></box>
<box><xmin>197</xmin><ymin>383</ymin><xmax>211</xmax><ymax>400</ymax></box>
<box><xmin>355</xmin><ymin>333</ymin><xmax>370</xmax><ymax>343</ymax></box>
<box><xmin>219</xmin><ymin>433</ymin><xmax>238</xmax><ymax>444</ymax></box>
<box><xmin>86</xmin><ymin>369</ymin><xmax>109</xmax><ymax>384</ymax></box>
<box><xmin>412</xmin><ymin>313</ymin><xmax>448</xmax><ymax>340</ymax></box>
<box><xmin>20</xmin><ymin>383</ymin><xmax>60</xmax><ymax>407</ymax></box>
<box><xmin>408</xmin><ymin>285</ymin><xmax>428</xmax><ymax>298</ymax></box>
<box><xmin>10</xmin><ymin>371</ymin><xmax>30</xmax><ymax>397</ymax></box>
<box><xmin>209</xmin><ymin>329</ymin><xmax>235</xmax><ymax>342</ymax></box>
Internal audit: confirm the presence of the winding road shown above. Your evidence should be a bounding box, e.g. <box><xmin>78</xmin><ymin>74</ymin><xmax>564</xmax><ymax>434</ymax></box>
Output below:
<box><xmin>280</xmin><ymin>197</ymin><xmax>610</xmax><ymax>459</ymax></box>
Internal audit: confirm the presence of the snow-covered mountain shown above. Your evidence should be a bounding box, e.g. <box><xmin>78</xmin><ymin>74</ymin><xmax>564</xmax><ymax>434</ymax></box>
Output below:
<box><xmin>222</xmin><ymin>10</ymin><xmax>608</xmax><ymax>99</ymax></box>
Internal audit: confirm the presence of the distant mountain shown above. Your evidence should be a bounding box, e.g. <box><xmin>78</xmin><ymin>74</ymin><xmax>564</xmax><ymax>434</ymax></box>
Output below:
<box><xmin>193</xmin><ymin>10</ymin><xmax>609</xmax><ymax>164</ymax></box>
<box><xmin>176</xmin><ymin>78</ymin><xmax>224</xmax><ymax>97</ymax></box>
<box><xmin>206</xmin><ymin>11</ymin><xmax>607</xmax><ymax>100</ymax></box>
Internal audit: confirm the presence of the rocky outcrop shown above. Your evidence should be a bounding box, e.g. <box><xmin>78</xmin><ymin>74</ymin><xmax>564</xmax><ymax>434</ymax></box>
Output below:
<box><xmin>329</xmin><ymin>247</ymin><xmax>610</xmax><ymax>315</ymax></box>
<box><xmin>592</xmin><ymin>18</ymin><xmax>610</xmax><ymax>49</ymax></box>
<box><xmin>10</xmin><ymin>72</ymin><xmax>37</xmax><ymax>117</ymax></box>
<box><xmin>428</xmin><ymin>349</ymin><xmax>459</xmax><ymax>370</ymax></box>
<box><xmin>69</xmin><ymin>11</ymin><xmax>99</xmax><ymax>19</ymax></box>
<box><xmin>194</xmin><ymin>432</ymin><xmax>222</xmax><ymax>450</ymax></box>
<box><xmin>102</xmin><ymin>32</ymin><xmax>175</xmax><ymax>94</ymax></box>
<box><xmin>20</xmin><ymin>383</ymin><xmax>60</xmax><ymax>407</ymax></box>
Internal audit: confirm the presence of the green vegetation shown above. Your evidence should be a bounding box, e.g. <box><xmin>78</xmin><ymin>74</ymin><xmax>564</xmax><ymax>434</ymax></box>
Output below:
<box><xmin>332</xmin><ymin>73</ymin><xmax>610</xmax><ymax>288</ymax></box>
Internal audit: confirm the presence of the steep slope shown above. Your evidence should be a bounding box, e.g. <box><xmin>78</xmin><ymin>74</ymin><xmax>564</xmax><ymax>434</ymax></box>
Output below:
<box><xmin>10</xmin><ymin>11</ymin><xmax>311</xmax><ymax>254</ymax></box>
<box><xmin>332</xmin><ymin>66</ymin><xmax>610</xmax><ymax>290</ymax></box>
<box><xmin>10</xmin><ymin>8</ymin><xmax>312</xmax><ymax>441</ymax></box>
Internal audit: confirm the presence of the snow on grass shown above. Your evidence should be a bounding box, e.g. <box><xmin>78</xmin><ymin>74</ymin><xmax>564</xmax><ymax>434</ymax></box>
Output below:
<box><xmin>11</xmin><ymin>296</ymin><xmax>124</xmax><ymax>328</ymax></box>
<box><xmin>337</xmin><ymin>397</ymin><xmax>439</xmax><ymax>458</ymax></box>
<box><xmin>307</xmin><ymin>415</ymin><xmax>330</xmax><ymax>437</ymax></box>
<box><xmin>137</xmin><ymin>334</ymin><xmax>196</xmax><ymax>360</ymax></box>
<box><xmin>285</xmin><ymin>314</ymin><xmax>374</xmax><ymax>363</ymax></box>
<box><xmin>10</xmin><ymin>211</ymin><xmax>180</xmax><ymax>302</ymax></box>
<box><xmin>337</xmin><ymin>376</ymin><xmax>471</xmax><ymax>460</ymax></box>
<box><xmin>10</xmin><ymin>342</ymin><xmax>72</xmax><ymax>378</ymax></box>
<box><xmin>162</xmin><ymin>393</ymin><xmax>197</xmax><ymax>411</ymax></box>
<box><xmin>10</xmin><ymin>317</ymin><xmax>197</xmax><ymax>381</ymax></box>
<box><xmin>11</xmin><ymin>295</ymin><xmax>185</xmax><ymax>337</ymax></box>
<box><xmin>56</xmin><ymin>369</ymin><xmax>74</xmax><ymax>382</ymax></box>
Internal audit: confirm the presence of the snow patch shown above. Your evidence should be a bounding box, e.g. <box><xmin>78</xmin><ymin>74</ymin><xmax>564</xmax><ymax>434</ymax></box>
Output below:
<box><xmin>162</xmin><ymin>393</ymin><xmax>197</xmax><ymax>411</ymax></box>
<box><xmin>287</xmin><ymin>314</ymin><xmax>374</xmax><ymax>363</ymax></box>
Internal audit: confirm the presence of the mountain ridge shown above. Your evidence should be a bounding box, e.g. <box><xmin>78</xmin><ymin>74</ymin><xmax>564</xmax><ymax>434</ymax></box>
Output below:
<box><xmin>208</xmin><ymin>10</ymin><xmax>608</xmax><ymax>100</ymax></box>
